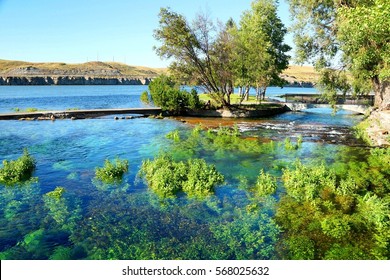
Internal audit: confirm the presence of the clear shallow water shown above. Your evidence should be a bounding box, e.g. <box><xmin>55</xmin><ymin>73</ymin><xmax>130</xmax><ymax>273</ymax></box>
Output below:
<box><xmin>0</xmin><ymin>86</ymin><xmax>367</xmax><ymax>259</ymax></box>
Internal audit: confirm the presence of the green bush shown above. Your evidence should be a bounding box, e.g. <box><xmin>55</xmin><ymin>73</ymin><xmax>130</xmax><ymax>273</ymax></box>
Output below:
<box><xmin>140</xmin><ymin>91</ymin><xmax>150</xmax><ymax>104</ymax></box>
<box><xmin>148</xmin><ymin>74</ymin><xmax>201</xmax><ymax>113</ymax></box>
<box><xmin>0</xmin><ymin>148</ymin><xmax>36</xmax><ymax>186</ymax></box>
<box><xmin>256</xmin><ymin>169</ymin><xmax>277</xmax><ymax>197</ymax></box>
<box><xmin>138</xmin><ymin>154</ymin><xmax>224</xmax><ymax>198</ymax></box>
<box><xmin>95</xmin><ymin>158</ymin><xmax>129</xmax><ymax>183</ymax></box>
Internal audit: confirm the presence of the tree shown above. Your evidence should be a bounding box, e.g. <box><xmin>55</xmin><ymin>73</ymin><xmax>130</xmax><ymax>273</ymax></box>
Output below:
<box><xmin>233</xmin><ymin>0</ymin><xmax>291</xmax><ymax>102</ymax></box>
<box><xmin>154</xmin><ymin>1</ymin><xmax>291</xmax><ymax>107</ymax></box>
<box><xmin>287</xmin><ymin>0</ymin><xmax>390</xmax><ymax>110</ymax></box>
<box><xmin>154</xmin><ymin>8</ymin><xmax>233</xmax><ymax>106</ymax></box>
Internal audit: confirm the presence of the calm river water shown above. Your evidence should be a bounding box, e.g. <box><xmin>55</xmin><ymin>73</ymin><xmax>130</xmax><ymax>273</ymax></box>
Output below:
<box><xmin>0</xmin><ymin>86</ymin><xmax>366</xmax><ymax>259</ymax></box>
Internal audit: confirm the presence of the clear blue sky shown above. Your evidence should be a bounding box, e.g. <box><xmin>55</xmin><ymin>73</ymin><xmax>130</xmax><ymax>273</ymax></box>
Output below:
<box><xmin>0</xmin><ymin>0</ymin><xmax>292</xmax><ymax>68</ymax></box>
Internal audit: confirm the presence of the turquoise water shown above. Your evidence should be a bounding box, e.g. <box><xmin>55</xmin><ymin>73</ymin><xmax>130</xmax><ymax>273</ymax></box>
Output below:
<box><xmin>0</xmin><ymin>86</ymin><xmax>367</xmax><ymax>259</ymax></box>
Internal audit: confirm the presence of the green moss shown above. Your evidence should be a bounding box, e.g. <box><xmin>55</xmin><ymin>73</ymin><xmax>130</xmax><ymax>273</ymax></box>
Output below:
<box><xmin>0</xmin><ymin>148</ymin><xmax>37</xmax><ymax>186</ymax></box>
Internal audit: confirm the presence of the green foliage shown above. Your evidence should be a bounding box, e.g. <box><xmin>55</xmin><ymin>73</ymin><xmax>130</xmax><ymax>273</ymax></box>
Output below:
<box><xmin>182</xmin><ymin>159</ymin><xmax>225</xmax><ymax>198</ymax></box>
<box><xmin>45</xmin><ymin>187</ymin><xmax>66</xmax><ymax>200</ymax></box>
<box><xmin>95</xmin><ymin>158</ymin><xmax>129</xmax><ymax>184</ymax></box>
<box><xmin>321</xmin><ymin>216</ymin><xmax>351</xmax><ymax>239</ymax></box>
<box><xmin>282</xmin><ymin>161</ymin><xmax>336</xmax><ymax>203</ymax></box>
<box><xmin>211</xmin><ymin>211</ymin><xmax>280</xmax><ymax>259</ymax></box>
<box><xmin>282</xmin><ymin>235</ymin><xmax>315</xmax><ymax>260</ymax></box>
<box><xmin>148</xmin><ymin>74</ymin><xmax>201</xmax><ymax>113</ymax></box>
<box><xmin>140</xmin><ymin>90</ymin><xmax>151</xmax><ymax>104</ymax></box>
<box><xmin>277</xmin><ymin>151</ymin><xmax>390</xmax><ymax>259</ymax></box>
<box><xmin>138</xmin><ymin>154</ymin><xmax>224</xmax><ymax>199</ymax></box>
<box><xmin>165</xmin><ymin>129</ymin><xmax>181</xmax><ymax>142</ymax></box>
<box><xmin>0</xmin><ymin>149</ymin><xmax>36</xmax><ymax>186</ymax></box>
<box><xmin>233</xmin><ymin>0</ymin><xmax>291</xmax><ymax>93</ymax></box>
<box><xmin>255</xmin><ymin>169</ymin><xmax>277</xmax><ymax>197</ymax></box>
<box><xmin>287</xmin><ymin>0</ymin><xmax>389</xmax><ymax>108</ymax></box>
<box><xmin>154</xmin><ymin>2</ymin><xmax>291</xmax><ymax>106</ymax></box>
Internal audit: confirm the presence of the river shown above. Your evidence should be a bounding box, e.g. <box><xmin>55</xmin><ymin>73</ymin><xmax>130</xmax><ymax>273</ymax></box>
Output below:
<box><xmin>0</xmin><ymin>85</ymin><xmax>368</xmax><ymax>259</ymax></box>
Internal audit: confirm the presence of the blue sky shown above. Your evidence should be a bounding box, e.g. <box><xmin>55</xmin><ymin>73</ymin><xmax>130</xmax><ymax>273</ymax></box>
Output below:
<box><xmin>0</xmin><ymin>0</ymin><xmax>292</xmax><ymax>67</ymax></box>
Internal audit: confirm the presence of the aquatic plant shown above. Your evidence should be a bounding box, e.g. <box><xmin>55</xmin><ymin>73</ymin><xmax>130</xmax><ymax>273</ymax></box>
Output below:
<box><xmin>95</xmin><ymin>158</ymin><xmax>129</xmax><ymax>183</ymax></box>
<box><xmin>138</xmin><ymin>154</ymin><xmax>224</xmax><ymax>198</ymax></box>
<box><xmin>183</xmin><ymin>159</ymin><xmax>224</xmax><ymax>198</ymax></box>
<box><xmin>211</xmin><ymin>211</ymin><xmax>280</xmax><ymax>259</ymax></box>
<box><xmin>276</xmin><ymin>156</ymin><xmax>390</xmax><ymax>260</ymax></box>
<box><xmin>255</xmin><ymin>169</ymin><xmax>277</xmax><ymax>197</ymax></box>
<box><xmin>283</xmin><ymin>137</ymin><xmax>301</xmax><ymax>151</ymax></box>
<box><xmin>166</xmin><ymin>129</ymin><xmax>181</xmax><ymax>142</ymax></box>
<box><xmin>0</xmin><ymin>148</ymin><xmax>36</xmax><ymax>186</ymax></box>
<box><xmin>45</xmin><ymin>187</ymin><xmax>66</xmax><ymax>200</ymax></box>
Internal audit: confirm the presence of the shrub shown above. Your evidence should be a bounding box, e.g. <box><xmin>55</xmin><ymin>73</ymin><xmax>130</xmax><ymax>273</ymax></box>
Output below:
<box><xmin>0</xmin><ymin>148</ymin><xmax>36</xmax><ymax>186</ymax></box>
<box><xmin>140</xmin><ymin>91</ymin><xmax>150</xmax><ymax>104</ymax></box>
<box><xmin>138</xmin><ymin>154</ymin><xmax>224</xmax><ymax>198</ymax></box>
<box><xmin>256</xmin><ymin>169</ymin><xmax>277</xmax><ymax>197</ymax></box>
<box><xmin>148</xmin><ymin>75</ymin><xmax>201</xmax><ymax>113</ymax></box>
<box><xmin>95</xmin><ymin>158</ymin><xmax>129</xmax><ymax>183</ymax></box>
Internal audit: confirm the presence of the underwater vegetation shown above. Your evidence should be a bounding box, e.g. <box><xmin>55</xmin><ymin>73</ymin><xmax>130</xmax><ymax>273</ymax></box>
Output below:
<box><xmin>0</xmin><ymin>122</ymin><xmax>389</xmax><ymax>260</ymax></box>
<box><xmin>276</xmin><ymin>148</ymin><xmax>390</xmax><ymax>259</ymax></box>
<box><xmin>0</xmin><ymin>149</ymin><xmax>36</xmax><ymax>186</ymax></box>
<box><xmin>138</xmin><ymin>153</ymin><xmax>224</xmax><ymax>198</ymax></box>
<box><xmin>95</xmin><ymin>158</ymin><xmax>129</xmax><ymax>184</ymax></box>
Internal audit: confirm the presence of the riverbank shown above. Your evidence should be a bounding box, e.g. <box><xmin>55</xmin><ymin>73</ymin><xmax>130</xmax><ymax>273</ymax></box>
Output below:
<box><xmin>361</xmin><ymin>109</ymin><xmax>390</xmax><ymax>146</ymax></box>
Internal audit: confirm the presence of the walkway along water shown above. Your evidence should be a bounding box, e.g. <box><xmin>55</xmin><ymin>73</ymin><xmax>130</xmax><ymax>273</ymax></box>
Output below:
<box><xmin>0</xmin><ymin>107</ymin><xmax>162</xmax><ymax>120</ymax></box>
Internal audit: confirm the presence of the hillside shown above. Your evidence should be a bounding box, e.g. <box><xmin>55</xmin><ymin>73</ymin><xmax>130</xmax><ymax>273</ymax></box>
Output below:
<box><xmin>0</xmin><ymin>59</ymin><xmax>166</xmax><ymax>78</ymax></box>
<box><xmin>0</xmin><ymin>59</ymin><xmax>318</xmax><ymax>85</ymax></box>
<box><xmin>281</xmin><ymin>65</ymin><xmax>319</xmax><ymax>84</ymax></box>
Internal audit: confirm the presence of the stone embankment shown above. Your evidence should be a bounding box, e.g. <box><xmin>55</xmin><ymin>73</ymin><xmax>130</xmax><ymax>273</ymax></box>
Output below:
<box><xmin>0</xmin><ymin>76</ymin><xmax>151</xmax><ymax>85</ymax></box>
<box><xmin>365</xmin><ymin>110</ymin><xmax>390</xmax><ymax>146</ymax></box>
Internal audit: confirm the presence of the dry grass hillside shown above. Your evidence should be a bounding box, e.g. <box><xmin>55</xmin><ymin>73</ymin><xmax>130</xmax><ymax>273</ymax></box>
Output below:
<box><xmin>0</xmin><ymin>59</ymin><xmax>166</xmax><ymax>77</ymax></box>
<box><xmin>281</xmin><ymin>65</ymin><xmax>319</xmax><ymax>84</ymax></box>
<box><xmin>0</xmin><ymin>59</ymin><xmax>318</xmax><ymax>83</ymax></box>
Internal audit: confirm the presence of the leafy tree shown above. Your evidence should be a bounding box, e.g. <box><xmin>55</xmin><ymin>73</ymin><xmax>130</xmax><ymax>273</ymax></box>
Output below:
<box><xmin>154</xmin><ymin>8</ymin><xmax>231</xmax><ymax>106</ymax></box>
<box><xmin>233</xmin><ymin>0</ymin><xmax>291</xmax><ymax>102</ymax></box>
<box><xmin>287</xmin><ymin>0</ymin><xmax>390</xmax><ymax>110</ymax></box>
<box><xmin>154</xmin><ymin>1</ymin><xmax>291</xmax><ymax>107</ymax></box>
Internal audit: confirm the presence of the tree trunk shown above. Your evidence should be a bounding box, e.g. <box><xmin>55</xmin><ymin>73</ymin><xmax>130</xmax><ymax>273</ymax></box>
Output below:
<box><xmin>245</xmin><ymin>87</ymin><xmax>250</xmax><ymax>101</ymax></box>
<box><xmin>373</xmin><ymin>77</ymin><xmax>390</xmax><ymax>110</ymax></box>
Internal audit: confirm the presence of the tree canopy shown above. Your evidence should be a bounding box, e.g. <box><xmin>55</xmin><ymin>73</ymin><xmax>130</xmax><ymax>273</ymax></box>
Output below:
<box><xmin>287</xmin><ymin>0</ymin><xmax>390</xmax><ymax>109</ymax></box>
<box><xmin>154</xmin><ymin>0</ymin><xmax>291</xmax><ymax>106</ymax></box>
